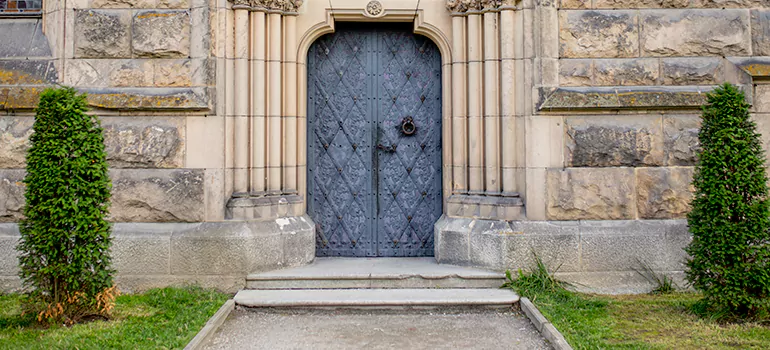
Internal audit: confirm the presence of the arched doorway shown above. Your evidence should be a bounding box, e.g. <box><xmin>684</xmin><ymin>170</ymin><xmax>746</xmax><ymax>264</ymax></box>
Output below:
<box><xmin>307</xmin><ymin>23</ymin><xmax>443</xmax><ymax>257</ymax></box>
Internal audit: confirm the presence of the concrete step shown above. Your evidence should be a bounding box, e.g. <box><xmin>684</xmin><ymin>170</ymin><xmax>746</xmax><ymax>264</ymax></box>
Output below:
<box><xmin>234</xmin><ymin>288</ymin><xmax>519</xmax><ymax>308</ymax></box>
<box><xmin>246</xmin><ymin>257</ymin><xmax>506</xmax><ymax>289</ymax></box>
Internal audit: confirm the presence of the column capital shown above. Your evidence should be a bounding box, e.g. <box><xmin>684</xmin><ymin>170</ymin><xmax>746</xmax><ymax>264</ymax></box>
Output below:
<box><xmin>228</xmin><ymin>0</ymin><xmax>303</xmax><ymax>12</ymax></box>
<box><xmin>481</xmin><ymin>0</ymin><xmax>501</xmax><ymax>10</ymax></box>
<box><xmin>445</xmin><ymin>0</ymin><xmax>470</xmax><ymax>13</ymax></box>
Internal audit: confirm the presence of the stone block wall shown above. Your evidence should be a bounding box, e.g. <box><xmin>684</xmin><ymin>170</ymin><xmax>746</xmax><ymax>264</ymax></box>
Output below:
<box><xmin>532</xmin><ymin>0</ymin><xmax>770</xmax><ymax>222</ymax></box>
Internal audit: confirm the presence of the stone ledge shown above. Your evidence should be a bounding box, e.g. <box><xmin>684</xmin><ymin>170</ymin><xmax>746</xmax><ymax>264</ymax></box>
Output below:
<box><xmin>539</xmin><ymin>86</ymin><xmax>714</xmax><ymax>110</ymax></box>
<box><xmin>0</xmin><ymin>217</ymin><xmax>316</xmax><ymax>293</ymax></box>
<box><xmin>434</xmin><ymin>216</ymin><xmax>690</xmax><ymax>293</ymax></box>
<box><xmin>0</xmin><ymin>87</ymin><xmax>212</xmax><ymax>111</ymax></box>
<box><xmin>729</xmin><ymin>56</ymin><xmax>770</xmax><ymax>78</ymax></box>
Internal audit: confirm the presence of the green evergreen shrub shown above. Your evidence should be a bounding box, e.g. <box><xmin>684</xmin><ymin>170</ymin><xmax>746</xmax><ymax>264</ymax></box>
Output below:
<box><xmin>16</xmin><ymin>87</ymin><xmax>116</xmax><ymax>325</ymax></box>
<box><xmin>686</xmin><ymin>83</ymin><xmax>770</xmax><ymax>320</ymax></box>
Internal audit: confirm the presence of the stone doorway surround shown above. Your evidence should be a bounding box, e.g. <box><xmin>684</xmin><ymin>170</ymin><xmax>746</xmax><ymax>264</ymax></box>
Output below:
<box><xmin>219</xmin><ymin>0</ymin><xmax>528</xmax><ymax>250</ymax></box>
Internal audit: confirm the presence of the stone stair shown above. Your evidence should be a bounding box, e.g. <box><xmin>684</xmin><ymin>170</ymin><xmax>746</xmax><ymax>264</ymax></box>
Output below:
<box><xmin>234</xmin><ymin>257</ymin><xmax>519</xmax><ymax>308</ymax></box>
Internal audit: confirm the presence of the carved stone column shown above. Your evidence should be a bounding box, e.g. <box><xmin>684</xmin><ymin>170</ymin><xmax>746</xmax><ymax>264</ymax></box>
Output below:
<box><xmin>448</xmin><ymin>1</ymin><xmax>468</xmax><ymax>194</ymax></box>
<box><xmin>226</xmin><ymin>0</ymin><xmax>304</xmax><ymax>220</ymax></box>
<box><xmin>233</xmin><ymin>0</ymin><xmax>251</xmax><ymax>197</ymax></box>
<box><xmin>482</xmin><ymin>0</ymin><xmax>500</xmax><ymax>195</ymax></box>
<box><xmin>251</xmin><ymin>2</ymin><xmax>267</xmax><ymax>196</ymax></box>
<box><xmin>445</xmin><ymin>0</ymin><xmax>524</xmax><ymax>220</ymax></box>
<box><xmin>466</xmin><ymin>1</ymin><xmax>484</xmax><ymax>195</ymax></box>
<box><xmin>499</xmin><ymin>0</ymin><xmax>517</xmax><ymax>196</ymax></box>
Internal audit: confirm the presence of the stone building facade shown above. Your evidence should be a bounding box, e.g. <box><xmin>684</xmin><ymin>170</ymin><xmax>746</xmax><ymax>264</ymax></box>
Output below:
<box><xmin>1</xmin><ymin>0</ymin><xmax>768</xmax><ymax>293</ymax></box>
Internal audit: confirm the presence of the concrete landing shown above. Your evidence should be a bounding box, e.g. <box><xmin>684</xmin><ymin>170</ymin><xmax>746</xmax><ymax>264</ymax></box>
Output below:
<box><xmin>234</xmin><ymin>288</ymin><xmax>519</xmax><ymax>308</ymax></box>
<box><xmin>246</xmin><ymin>257</ymin><xmax>505</xmax><ymax>289</ymax></box>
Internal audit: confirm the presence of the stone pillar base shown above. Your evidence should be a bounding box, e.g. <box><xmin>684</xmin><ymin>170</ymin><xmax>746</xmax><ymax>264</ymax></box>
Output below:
<box><xmin>446</xmin><ymin>194</ymin><xmax>525</xmax><ymax>220</ymax></box>
<box><xmin>434</xmin><ymin>216</ymin><xmax>691</xmax><ymax>293</ymax></box>
<box><xmin>226</xmin><ymin>194</ymin><xmax>304</xmax><ymax>220</ymax></box>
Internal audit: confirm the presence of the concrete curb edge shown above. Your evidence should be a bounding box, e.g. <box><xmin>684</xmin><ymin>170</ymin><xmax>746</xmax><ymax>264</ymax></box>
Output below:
<box><xmin>184</xmin><ymin>299</ymin><xmax>235</xmax><ymax>350</ymax></box>
<box><xmin>519</xmin><ymin>297</ymin><xmax>573</xmax><ymax>350</ymax></box>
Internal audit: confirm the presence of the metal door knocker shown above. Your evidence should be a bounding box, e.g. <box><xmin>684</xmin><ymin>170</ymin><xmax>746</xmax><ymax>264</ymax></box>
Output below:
<box><xmin>401</xmin><ymin>116</ymin><xmax>416</xmax><ymax>136</ymax></box>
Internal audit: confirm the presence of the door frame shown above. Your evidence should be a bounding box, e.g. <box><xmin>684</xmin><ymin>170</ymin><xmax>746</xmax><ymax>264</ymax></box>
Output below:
<box><xmin>296</xmin><ymin>9</ymin><xmax>453</xmax><ymax>220</ymax></box>
<box><xmin>305</xmin><ymin>22</ymin><xmax>444</xmax><ymax>257</ymax></box>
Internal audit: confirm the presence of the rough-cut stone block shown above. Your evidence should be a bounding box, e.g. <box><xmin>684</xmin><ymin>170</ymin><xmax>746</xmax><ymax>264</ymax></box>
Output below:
<box><xmin>0</xmin><ymin>60</ymin><xmax>57</xmax><ymax>85</ymax></box>
<box><xmin>111</xmin><ymin>60</ymin><xmax>154</xmax><ymax>87</ymax></box>
<box><xmin>0</xmin><ymin>117</ymin><xmax>33</xmax><ymax>168</ymax></box>
<box><xmin>662</xmin><ymin>58</ymin><xmax>721</xmax><ymax>85</ymax></box>
<box><xmin>110</xmin><ymin>169</ymin><xmax>204</xmax><ymax>222</ymax></box>
<box><xmin>154</xmin><ymin>59</ymin><xmax>192</xmax><ymax>87</ymax></box>
<box><xmin>546</xmin><ymin>168</ymin><xmax>635</xmax><ymax>220</ymax></box>
<box><xmin>580</xmin><ymin>220</ymin><xmax>672</xmax><ymax>271</ymax></box>
<box><xmin>103</xmin><ymin>117</ymin><xmax>185</xmax><ymax>168</ymax></box>
<box><xmin>158</xmin><ymin>0</ymin><xmax>190</xmax><ymax>8</ymax></box>
<box><xmin>90</xmin><ymin>0</ymin><xmax>155</xmax><ymax>8</ymax></box>
<box><xmin>752</xmin><ymin>10</ymin><xmax>770</xmax><ymax>57</ymax></box>
<box><xmin>594</xmin><ymin>59</ymin><xmax>659</xmax><ymax>86</ymax></box>
<box><xmin>641</xmin><ymin>10</ymin><xmax>750</xmax><ymax>57</ymax></box>
<box><xmin>691</xmin><ymin>0</ymin><xmax>769</xmax><ymax>8</ymax></box>
<box><xmin>132</xmin><ymin>11</ymin><xmax>191</xmax><ymax>58</ymax></box>
<box><xmin>637</xmin><ymin>167</ymin><xmax>694</xmax><ymax>219</ymax></box>
<box><xmin>559</xmin><ymin>59</ymin><xmax>592</xmax><ymax>86</ymax></box>
<box><xmin>506</xmin><ymin>221</ymin><xmax>581</xmax><ymax>273</ymax></box>
<box><xmin>75</xmin><ymin>10</ymin><xmax>131</xmax><ymax>58</ymax></box>
<box><xmin>559</xmin><ymin>11</ymin><xmax>638</xmax><ymax>58</ymax></box>
<box><xmin>0</xmin><ymin>170</ymin><xmax>24</xmax><ymax>223</ymax></box>
<box><xmin>566</xmin><ymin>116</ymin><xmax>664</xmax><ymax>167</ymax></box>
<box><xmin>663</xmin><ymin>115</ymin><xmax>700</xmax><ymax>166</ymax></box>
<box><xmin>595</xmin><ymin>0</ymin><xmax>688</xmax><ymax>7</ymax></box>
<box><xmin>560</xmin><ymin>0</ymin><xmax>590</xmax><ymax>8</ymax></box>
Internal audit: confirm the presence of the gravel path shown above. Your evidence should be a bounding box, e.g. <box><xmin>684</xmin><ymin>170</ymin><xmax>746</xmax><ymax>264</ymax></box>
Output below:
<box><xmin>203</xmin><ymin>307</ymin><xmax>551</xmax><ymax>350</ymax></box>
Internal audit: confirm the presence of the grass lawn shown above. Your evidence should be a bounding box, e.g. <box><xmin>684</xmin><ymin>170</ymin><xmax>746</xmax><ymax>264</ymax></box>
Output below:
<box><xmin>0</xmin><ymin>286</ymin><xmax>230</xmax><ymax>349</ymax></box>
<box><xmin>527</xmin><ymin>291</ymin><xmax>770</xmax><ymax>350</ymax></box>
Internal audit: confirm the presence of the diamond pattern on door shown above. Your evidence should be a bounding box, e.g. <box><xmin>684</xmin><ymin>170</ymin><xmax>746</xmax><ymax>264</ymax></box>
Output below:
<box><xmin>308</xmin><ymin>23</ymin><xmax>442</xmax><ymax>257</ymax></box>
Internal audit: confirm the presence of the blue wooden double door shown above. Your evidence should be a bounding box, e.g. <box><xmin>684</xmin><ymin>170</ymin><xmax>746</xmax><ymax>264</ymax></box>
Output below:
<box><xmin>307</xmin><ymin>23</ymin><xmax>442</xmax><ymax>257</ymax></box>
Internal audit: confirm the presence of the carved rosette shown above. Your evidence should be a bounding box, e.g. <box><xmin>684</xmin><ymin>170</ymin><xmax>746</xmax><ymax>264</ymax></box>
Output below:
<box><xmin>365</xmin><ymin>0</ymin><xmax>383</xmax><ymax>17</ymax></box>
